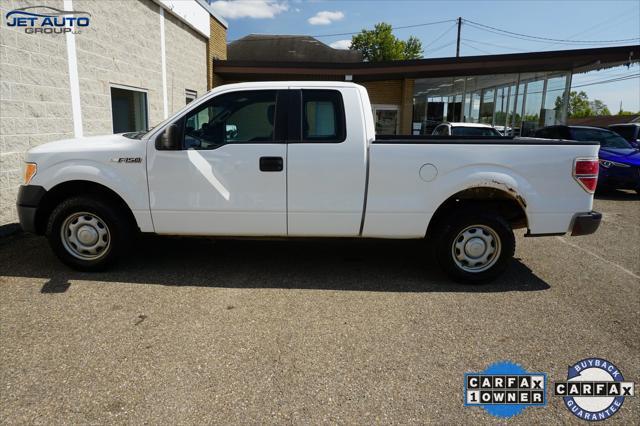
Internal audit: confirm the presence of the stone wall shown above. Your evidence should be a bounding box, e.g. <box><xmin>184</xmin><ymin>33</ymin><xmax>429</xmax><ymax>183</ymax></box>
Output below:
<box><xmin>0</xmin><ymin>0</ymin><xmax>211</xmax><ymax>227</ymax></box>
<box><xmin>0</xmin><ymin>0</ymin><xmax>73</xmax><ymax>225</ymax></box>
<box><xmin>73</xmin><ymin>0</ymin><xmax>164</xmax><ymax>136</ymax></box>
<box><xmin>164</xmin><ymin>9</ymin><xmax>207</xmax><ymax>111</ymax></box>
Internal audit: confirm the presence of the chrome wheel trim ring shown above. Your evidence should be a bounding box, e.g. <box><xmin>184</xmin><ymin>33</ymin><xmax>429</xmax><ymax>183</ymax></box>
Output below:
<box><xmin>451</xmin><ymin>224</ymin><xmax>501</xmax><ymax>273</ymax></box>
<box><xmin>60</xmin><ymin>212</ymin><xmax>111</xmax><ymax>261</ymax></box>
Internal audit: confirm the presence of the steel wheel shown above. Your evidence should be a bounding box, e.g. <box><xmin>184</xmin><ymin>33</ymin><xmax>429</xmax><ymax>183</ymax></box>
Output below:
<box><xmin>451</xmin><ymin>224</ymin><xmax>501</xmax><ymax>273</ymax></box>
<box><xmin>60</xmin><ymin>212</ymin><xmax>111</xmax><ymax>260</ymax></box>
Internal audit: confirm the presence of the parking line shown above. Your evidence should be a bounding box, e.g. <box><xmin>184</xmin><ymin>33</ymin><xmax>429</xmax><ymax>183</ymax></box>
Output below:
<box><xmin>556</xmin><ymin>237</ymin><xmax>640</xmax><ymax>280</ymax></box>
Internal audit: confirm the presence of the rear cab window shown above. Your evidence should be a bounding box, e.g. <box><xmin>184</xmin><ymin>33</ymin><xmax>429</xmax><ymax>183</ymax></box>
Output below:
<box><xmin>293</xmin><ymin>90</ymin><xmax>346</xmax><ymax>143</ymax></box>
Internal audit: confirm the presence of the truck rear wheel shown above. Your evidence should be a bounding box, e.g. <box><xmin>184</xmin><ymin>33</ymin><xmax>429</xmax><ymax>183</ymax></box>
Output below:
<box><xmin>46</xmin><ymin>196</ymin><xmax>131</xmax><ymax>271</ymax></box>
<box><xmin>435</xmin><ymin>211</ymin><xmax>515</xmax><ymax>284</ymax></box>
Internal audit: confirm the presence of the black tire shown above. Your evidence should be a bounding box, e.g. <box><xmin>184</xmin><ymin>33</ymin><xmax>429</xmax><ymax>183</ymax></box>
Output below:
<box><xmin>435</xmin><ymin>211</ymin><xmax>515</xmax><ymax>284</ymax></box>
<box><xmin>46</xmin><ymin>196</ymin><xmax>131</xmax><ymax>271</ymax></box>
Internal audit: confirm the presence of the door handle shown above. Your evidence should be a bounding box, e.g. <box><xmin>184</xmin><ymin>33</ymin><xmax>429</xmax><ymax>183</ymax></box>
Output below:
<box><xmin>259</xmin><ymin>156</ymin><xmax>283</xmax><ymax>172</ymax></box>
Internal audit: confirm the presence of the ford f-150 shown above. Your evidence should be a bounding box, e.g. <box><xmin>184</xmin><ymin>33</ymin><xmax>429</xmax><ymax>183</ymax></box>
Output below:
<box><xmin>17</xmin><ymin>82</ymin><xmax>602</xmax><ymax>282</ymax></box>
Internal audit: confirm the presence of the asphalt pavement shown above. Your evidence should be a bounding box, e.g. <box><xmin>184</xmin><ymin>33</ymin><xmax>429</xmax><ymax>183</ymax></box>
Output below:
<box><xmin>1</xmin><ymin>190</ymin><xmax>638</xmax><ymax>424</ymax></box>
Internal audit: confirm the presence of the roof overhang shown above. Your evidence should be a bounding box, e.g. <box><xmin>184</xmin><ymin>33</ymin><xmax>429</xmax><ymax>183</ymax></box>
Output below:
<box><xmin>213</xmin><ymin>45</ymin><xmax>639</xmax><ymax>81</ymax></box>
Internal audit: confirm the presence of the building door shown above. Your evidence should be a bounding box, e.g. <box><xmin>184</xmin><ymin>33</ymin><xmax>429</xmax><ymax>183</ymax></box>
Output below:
<box><xmin>372</xmin><ymin>104</ymin><xmax>399</xmax><ymax>135</ymax></box>
<box><xmin>146</xmin><ymin>89</ymin><xmax>288</xmax><ymax>236</ymax></box>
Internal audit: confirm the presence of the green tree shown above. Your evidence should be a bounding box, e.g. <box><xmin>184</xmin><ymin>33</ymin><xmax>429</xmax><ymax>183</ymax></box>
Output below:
<box><xmin>350</xmin><ymin>22</ymin><xmax>423</xmax><ymax>61</ymax></box>
<box><xmin>569</xmin><ymin>91</ymin><xmax>592</xmax><ymax>118</ymax></box>
<box><xmin>590</xmin><ymin>99</ymin><xmax>611</xmax><ymax>116</ymax></box>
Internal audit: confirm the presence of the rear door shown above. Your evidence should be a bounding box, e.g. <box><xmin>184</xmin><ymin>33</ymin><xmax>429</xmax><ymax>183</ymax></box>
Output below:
<box><xmin>147</xmin><ymin>89</ymin><xmax>288</xmax><ymax>236</ymax></box>
<box><xmin>286</xmin><ymin>87</ymin><xmax>368</xmax><ymax>236</ymax></box>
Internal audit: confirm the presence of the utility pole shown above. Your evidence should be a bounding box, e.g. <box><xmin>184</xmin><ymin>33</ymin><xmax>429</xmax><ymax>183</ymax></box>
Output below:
<box><xmin>456</xmin><ymin>17</ymin><xmax>462</xmax><ymax>57</ymax></box>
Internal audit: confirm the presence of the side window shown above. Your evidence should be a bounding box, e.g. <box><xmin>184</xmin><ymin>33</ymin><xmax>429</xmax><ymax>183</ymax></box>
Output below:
<box><xmin>301</xmin><ymin>90</ymin><xmax>346</xmax><ymax>143</ymax></box>
<box><xmin>184</xmin><ymin>90</ymin><xmax>277</xmax><ymax>149</ymax></box>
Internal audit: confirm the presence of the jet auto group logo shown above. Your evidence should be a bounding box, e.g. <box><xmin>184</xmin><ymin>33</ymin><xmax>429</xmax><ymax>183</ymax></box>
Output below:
<box><xmin>5</xmin><ymin>5</ymin><xmax>91</xmax><ymax>35</ymax></box>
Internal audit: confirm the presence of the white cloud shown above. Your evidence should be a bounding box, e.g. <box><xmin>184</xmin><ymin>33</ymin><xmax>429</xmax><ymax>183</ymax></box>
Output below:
<box><xmin>210</xmin><ymin>0</ymin><xmax>289</xmax><ymax>19</ymax></box>
<box><xmin>329</xmin><ymin>39</ymin><xmax>351</xmax><ymax>50</ymax></box>
<box><xmin>307</xmin><ymin>10</ymin><xmax>344</xmax><ymax>25</ymax></box>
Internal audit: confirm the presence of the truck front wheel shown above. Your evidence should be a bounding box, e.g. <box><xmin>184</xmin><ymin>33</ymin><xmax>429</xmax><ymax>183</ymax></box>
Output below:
<box><xmin>46</xmin><ymin>196</ymin><xmax>131</xmax><ymax>271</ymax></box>
<box><xmin>435</xmin><ymin>212</ymin><xmax>515</xmax><ymax>283</ymax></box>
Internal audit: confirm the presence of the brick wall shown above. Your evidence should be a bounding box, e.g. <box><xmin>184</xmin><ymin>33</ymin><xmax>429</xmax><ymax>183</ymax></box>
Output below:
<box><xmin>207</xmin><ymin>16</ymin><xmax>227</xmax><ymax>89</ymax></box>
<box><xmin>0</xmin><ymin>0</ymin><xmax>73</xmax><ymax>225</ymax></box>
<box><xmin>359</xmin><ymin>80</ymin><xmax>402</xmax><ymax>105</ymax></box>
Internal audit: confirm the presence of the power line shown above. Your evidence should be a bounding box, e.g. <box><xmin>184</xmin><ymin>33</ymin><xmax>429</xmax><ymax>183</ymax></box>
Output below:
<box><xmin>460</xmin><ymin>41</ymin><xmax>492</xmax><ymax>55</ymax></box>
<box><xmin>423</xmin><ymin>23</ymin><xmax>457</xmax><ymax>49</ymax></box>
<box><xmin>545</xmin><ymin>7</ymin><xmax>640</xmax><ymax>48</ymax></box>
<box><xmin>463</xmin><ymin>18</ymin><xmax>640</xmax><ymax>45</ymax></box>
<box><xmin>226</xmin><ymin>19</ymin><xmax>456</xmax><ymax>43</ymax></box>
<box><xmin>423</xmin><ymin>40</ymin><xmax>457</xmax><ymax>57</ymax></box>
<box><xmin>572</xmin><ymin>73</ymin><xmax>640</xmax><ymax>89</ymax></box>
<box><xmin>461</xmin><ymin>38</ymin><xmax>523</xmax><ymax>52</ymax></box>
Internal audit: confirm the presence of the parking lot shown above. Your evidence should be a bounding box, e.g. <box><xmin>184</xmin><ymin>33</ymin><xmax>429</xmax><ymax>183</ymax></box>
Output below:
<box><xmin>1</xmin><ymin>191</ymin><xmax>638</xmax><ymax>424</ymax></box>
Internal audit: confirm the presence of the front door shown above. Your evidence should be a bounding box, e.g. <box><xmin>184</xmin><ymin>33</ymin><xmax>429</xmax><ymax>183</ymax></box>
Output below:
<box><xmin>147</xmin><ymin>89</ymin><xmax>288</xmax><ymax>236</ymax></box>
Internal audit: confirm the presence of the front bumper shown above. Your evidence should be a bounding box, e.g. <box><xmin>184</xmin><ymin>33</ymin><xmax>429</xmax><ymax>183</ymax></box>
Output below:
<box><xmin>16</xmin><ymin>185</ymin><xmax>46</xmax><ymax>233</ymax></box>
<box><xmin>571</xmin><ymin>211</ymin><xmax>602</xmax><ymax>236</ymax></box>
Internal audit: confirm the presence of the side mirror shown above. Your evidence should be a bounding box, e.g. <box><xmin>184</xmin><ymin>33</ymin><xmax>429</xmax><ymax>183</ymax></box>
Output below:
<box><xmin>156</xmin><ymin>123</ymin><xmax>182</xmax><ymax>150</ymax></box>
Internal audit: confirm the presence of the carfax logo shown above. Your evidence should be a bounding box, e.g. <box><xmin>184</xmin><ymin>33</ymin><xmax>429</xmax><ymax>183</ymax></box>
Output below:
<box><xmin>554</xmin><ymin>358</ymin><xmax>635</xmax><ymax>421</ymax></box>
<box><xmin>464</xmin><ymin>361</ymin><xmax>547</xmax><ymax>418</ymax></box>
<box><xmin>5</xmin><ymin>6</ymin><xmax>90</xmax><ymax>35</ymax></box>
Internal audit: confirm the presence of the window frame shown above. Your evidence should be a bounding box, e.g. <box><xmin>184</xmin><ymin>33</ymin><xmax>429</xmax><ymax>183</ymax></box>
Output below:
<box><xmin>109</xmin><ymin>83</ymin><xmax>149</xmax><ymax>134</ymax></box>
<box><xmin>288</xmin><ymin>89</ymin><xmax>347</xmax><ymax>144</ymax></box>
<box><xmin>185</xmin><ymin>89</ymin><xmax>197</xmax><ymax>105</ymax></box>
<box><xmin>180</xmin><ymin>89</ymin><xmax>286</xmax><ymax>150</ymax></box>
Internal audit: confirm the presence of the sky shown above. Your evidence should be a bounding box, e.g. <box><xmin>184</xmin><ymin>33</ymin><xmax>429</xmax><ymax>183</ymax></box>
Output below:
<box><xmin>209</xmin><ymin>0</ymin><xmax>640</xmax><ymax>112</ymax></box>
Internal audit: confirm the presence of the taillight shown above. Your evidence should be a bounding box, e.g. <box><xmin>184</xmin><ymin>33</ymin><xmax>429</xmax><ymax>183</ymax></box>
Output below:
<box><xmin>573</xmin><ymin>158</ymin><xmax>599</xmax><ymax>193</ymax></box>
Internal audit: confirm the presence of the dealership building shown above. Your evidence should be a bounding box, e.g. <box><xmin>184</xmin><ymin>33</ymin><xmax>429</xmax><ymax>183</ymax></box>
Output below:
<box><xmin>0</xmin><ymin>0</ymin><xmax>638</xmax><ymax>228</ymax></box>
<box><xmin>211</xmin><ymin>38</ymin><xmax>639</xmax><ymax>136</ymax></box>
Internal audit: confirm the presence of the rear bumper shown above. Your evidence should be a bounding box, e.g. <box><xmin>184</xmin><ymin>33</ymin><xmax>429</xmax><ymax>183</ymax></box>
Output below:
<box><xmin>570</xmin><ymin>211</ymin><xmax>602</xmax><ymax>236</ymax></box>
<box><xmin>16</xmin><ymin>185</ymin><xmax>46</xmax><ymax>233</ymax></box>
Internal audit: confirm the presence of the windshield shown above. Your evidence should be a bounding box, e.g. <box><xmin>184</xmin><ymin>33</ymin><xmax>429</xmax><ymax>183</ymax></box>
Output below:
<box><xmin>451</xmin><ymin>126</ymin><xmax>501</xmax><ymax>137</ymax></box>
<box><xmin>571</xmin><ymin>128</ymin><xmax>632</xmax><ymax>149</ymax></box>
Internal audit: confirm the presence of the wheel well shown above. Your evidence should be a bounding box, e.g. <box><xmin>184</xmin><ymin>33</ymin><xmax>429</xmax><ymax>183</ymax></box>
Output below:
<box><xmin>35</xmin><ymin>181</ymin><xmax>138</xmax><ymax>235</ymax></box>
<box><xmin>426</xmin><ymin>187</ymin><xmax>528</xmax><ymax>237</ymax></box>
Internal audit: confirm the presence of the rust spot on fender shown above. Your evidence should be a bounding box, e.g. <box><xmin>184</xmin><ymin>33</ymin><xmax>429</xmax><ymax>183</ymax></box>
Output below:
<box><xmin>465</xmin><ymin>180</ymin><xmax>527</xmax><ymax>209</ymax></box>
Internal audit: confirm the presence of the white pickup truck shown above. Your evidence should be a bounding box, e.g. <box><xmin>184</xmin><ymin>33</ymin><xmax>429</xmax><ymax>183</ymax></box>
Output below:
<box><xmin>17</xmin><ymin>82</ymin><xmax>602</xmax><ymax>282</ymax></box>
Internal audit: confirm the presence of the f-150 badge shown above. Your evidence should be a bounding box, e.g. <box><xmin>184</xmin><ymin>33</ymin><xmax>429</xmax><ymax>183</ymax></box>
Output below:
<box><xmin>111</xmin><ymin>157</ymin><xmax>142</xmax><ymax>163</ymax></box>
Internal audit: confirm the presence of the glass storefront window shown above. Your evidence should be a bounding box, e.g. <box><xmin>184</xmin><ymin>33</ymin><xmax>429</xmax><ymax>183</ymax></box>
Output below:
<box><xmin>543</xmin><ymin>74</ymin><xmax>568</xmax><ymax>126</ymax></box>
<box><xmin>479</xmin><ymin>88</ymin><xmax>495</xmax><ymax>124</ymax></box>
<box><xmin>411</xmin><ymin>72</ymin><xmax>570</xmax><ymax>136</ymax></box>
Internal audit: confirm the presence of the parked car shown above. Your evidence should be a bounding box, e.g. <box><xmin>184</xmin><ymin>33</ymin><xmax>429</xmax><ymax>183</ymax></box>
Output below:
<box><xmin>534</xmin><ymin>125</ymin><xmax>640</xmax><ymax>194</ymax></box>
<box><xmin>18</xmin><ymin>82</ymin><xmax>601</xmax><ymax>283</ymax></box>
<box><xmin>609</xmin><ymin>123</ymin><xmax>640</xmax><ymax>149</ymax></box>
<box><xmin>432</xmin><ymin>122</ymin><xmax>502</xmax><ymax>137</ymax></box>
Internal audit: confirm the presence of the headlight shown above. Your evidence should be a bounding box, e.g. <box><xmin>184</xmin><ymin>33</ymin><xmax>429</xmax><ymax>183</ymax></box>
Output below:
<box><xmin>599</xmin><ymin>159</ymin><xmax>630</xmax><ymax>168</ymax></box>
<box><xmin>24</xmin><ymin>162</ymin><xmax>37</xmax><ymax>184</ymax></box>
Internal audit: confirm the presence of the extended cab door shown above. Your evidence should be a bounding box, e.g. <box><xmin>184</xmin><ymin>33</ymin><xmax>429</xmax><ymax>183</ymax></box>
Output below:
<box><xmin>286</xmin><ymin>87</ymin><xmax>368</xmax><ymax>236</ymax></box>
<box><xmin>147</xmin><ymin>89</ymin><xmax>288</xmax><ymax>236</ymax></box>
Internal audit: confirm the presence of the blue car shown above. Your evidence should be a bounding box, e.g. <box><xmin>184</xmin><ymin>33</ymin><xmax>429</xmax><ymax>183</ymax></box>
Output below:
<box><xmin>534</xmin><ymin>125</ymin><xmax>640</xmax><ymax>194</ymax></box>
